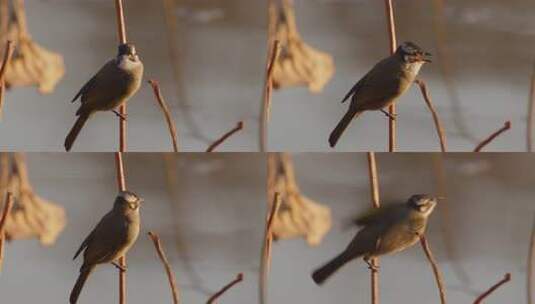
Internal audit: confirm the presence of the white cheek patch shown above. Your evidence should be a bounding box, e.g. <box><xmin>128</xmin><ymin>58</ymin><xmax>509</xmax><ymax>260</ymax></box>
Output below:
<box><xmin>405</xmin><ymin>61</ymin><xmax>423</xmax><ymax>77</ymax></box>
<box><xmin>419</xmin><ymin>204</ymin><xmax>435</xmax><ymax>216</ymax></box>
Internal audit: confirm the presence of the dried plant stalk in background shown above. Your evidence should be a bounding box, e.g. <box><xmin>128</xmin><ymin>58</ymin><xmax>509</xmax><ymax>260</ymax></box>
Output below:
<box><xmin>207</xmin><ymin>273</ymin><xmax>243</xmax><ymax>304</ymax></box>
<box><xmin>0</xmin><ymin>40</ymin><xmax>14</xmax><ymax>119</ymax></box>
<box><xmin>0</xmin><ymin>192</ymin><xmax>13</xmax><ymax>272</ymax></box>
<box><xmin>474</xmin><ymin>273</ymin><xmax>511</xmax><ymax>304</ymax></box>
<box><xmin>148</xmin><ymin>231</ymin><xmax>180</xmax><ymax>304</ymax></box>
<box><xmin>2</xmin><ymin>0</ymin><xmax>64</xmax><ymax>94</ymax></box>
<box><xmin>270</xmin><ymin>0</ymin><xmax>334</xmax><ymax>93</ymax></box>
<box><xmin>474</xmin><ymin>121</ymin><xmax>511</xmax><ymax>152</ymax></box>
<box><xmin>0</xmin><ymin>153</ymin><xmax>66</xmax><ymax>245</ymax></box>
<box><xmin>267</xmin><ymin>153</ymin><xmax>331</xmax><ymax>246</ymax></box>
<box><xmin>259</xmin><ymin>192</ymin><xmax>281</xmax><ymax>304</ymax></box>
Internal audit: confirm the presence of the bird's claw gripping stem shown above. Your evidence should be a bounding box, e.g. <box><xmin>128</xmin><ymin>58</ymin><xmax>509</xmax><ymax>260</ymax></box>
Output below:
<box><xmin>364</xmin><ymin>257</ymin><xmax>379</xmax><ymax>272</ymax></box>
<box><xmin>113</xmin><ymin>110</ymin><xmax>128</xmax><ymax>121</ymax></box>
<box><xmin>112</xmin><ymin>262</ymin><xmax>127</xmax><ymax>272</ymax></box>
<box><xmin>380</xmin><ymin>109</ymin><xmax>397</xmax><ymax>121</ymax></box>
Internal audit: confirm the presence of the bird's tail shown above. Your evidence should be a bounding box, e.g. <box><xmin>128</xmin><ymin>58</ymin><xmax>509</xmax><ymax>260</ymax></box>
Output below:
<box><xmin>65</xmin><ymin>114</ymin><xmax>90</xmax><ymax>152</ymax></box>
<box><xmin>329</xmin><ymin>109</ymin><xmax>361</xmax><ymax>148</ymax></box>
<box><xmin>70</xmin><ymin>265</ymin><xmax>94</xmax><ymax>304</ymax></box>
<box><xmin>312</xmin><ymin>251</ymin><xmax>356</xmax><ymax>285</ymax></box>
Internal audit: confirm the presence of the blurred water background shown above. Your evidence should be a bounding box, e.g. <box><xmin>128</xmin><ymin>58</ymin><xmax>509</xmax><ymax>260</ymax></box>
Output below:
<box><xmin>0</xmin><ymin>0</ymin><xmax>533</xmax><ymax>151</ymax></box>
<box><xmin>0</xmin><ymin>153</ymin><xmax>532</xmax><ymax>303</ymax></box>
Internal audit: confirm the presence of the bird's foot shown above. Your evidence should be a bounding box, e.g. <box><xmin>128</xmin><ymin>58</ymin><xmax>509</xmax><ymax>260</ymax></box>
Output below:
<box><xmin>112</xmin><ymin>262</ymin><xmax>127</xmax><ymax>272</ymax></box>
<box><xmin>380</xmin><ymin>109</ymin><xmax>397</xmax><ymax>121</ymax></box>
<box><xmin>364</xmin><ymin>257</ymin><xmax>379</xmax><ymax>272</ymax></box>
<box><xmin>113</xmin><ymin>110</ymin><xmax>128</xmax><ymax>121</ymax></box>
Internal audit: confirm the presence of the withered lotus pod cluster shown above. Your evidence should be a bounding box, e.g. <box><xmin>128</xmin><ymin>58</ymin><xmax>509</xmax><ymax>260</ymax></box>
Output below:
<box><xmin>0</xmin><ymin>153</ymin><xmax>66</xmax><ymax>246</ymax></box>
<box><xmin>270</xmin><ymin>0</ymin><xmax>335</xmax><ymax>93</ymax></box>
<box><xmin>267</xmin><ymin>153</ymin><xmax>331</xmax><ymax>246</ymax></box>
<box><xmin>0</xmin><ymin>0</ymin><xmax>65</xmax><ymax>94</ymax></box>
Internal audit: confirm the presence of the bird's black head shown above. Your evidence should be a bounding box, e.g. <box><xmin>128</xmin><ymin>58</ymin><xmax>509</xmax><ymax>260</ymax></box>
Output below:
<box><xmin>396</xmin><ymin>42</ymin><xmax>432</xmax><ymax>63</ymax></box>
<box><xmin>118</xmin><ymin>43</ymin><xmax>137</xmax><ymax>57</ymax></box>
<box><xmin>115</xmin><ymin>191</ymin><xmax>143</xmax><ymax>211</ymax></box>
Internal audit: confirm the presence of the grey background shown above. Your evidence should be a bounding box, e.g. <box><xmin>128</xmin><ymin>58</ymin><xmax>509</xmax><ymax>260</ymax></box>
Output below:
<box><xmin>0</xmin><ymin>153</ymin><xmax>533</xmax><ymax>303</ymax></box>
<box><xmin>0</xmin><ymin>0</ymin><xmax>532</xmax><ymax>151</ymax></box>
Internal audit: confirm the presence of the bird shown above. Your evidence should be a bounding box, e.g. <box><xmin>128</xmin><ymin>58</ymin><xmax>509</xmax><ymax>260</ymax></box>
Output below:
<box><xmin>311</xmin><ymin>194</ymin><xmax>439</xmax><ymax>285</ymax></box>
<box><xmin>64</xmin><ymin>43</ymin><xmax>144</xmax><ymax>151</ymax></box>
<box><xmin>69</xmin><ymin>191</ymin><xmax>142</xmax><ymax>304</ymax></box>
<box><xmin>328</xmin><ymin>41</ymin><xmax>431</xmax><ymax>148</ymax></box>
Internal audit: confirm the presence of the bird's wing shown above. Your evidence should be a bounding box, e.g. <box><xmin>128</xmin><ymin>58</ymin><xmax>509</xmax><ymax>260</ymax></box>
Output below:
<box><xmin>71</xmin><ymin>59</ymin><xmax>118</xmax><ymax>105</ymax></box>
<box><xmin>78</xmin><ymin>59</ymin><xmax>129</xmax><ymax>107</ymax></box>
<box><xmin>341</xmin><ymin>54</ymin><xmax>396</xmax><ymax>104</ymax></box>
<box><xmin>72</xmin><ymin>210</ymin><xmax>117</xmax><ymax>260</ymax></box>
<box><xmin>340</xmin><ymin>74</ymin><xmax>368</xmax><ymax>103</ymax></box>
<box><xmin>73</xmin><ymin>230</ymin><xmax>94</xmax><ymax>260</ymax></box>
<box><xmin>82</xmin><ymin>211</ymin><xmax>129</xmax><ymax>265</ymax></box>
<box><xmin>353</xmin><ymin>204</ymin><xmax>400</xmax><ymax>226</ymax></box>
<box><xmin>344</xmin><ymin>222</ymin><xmax>386</xmax><ymax>255</ymax></box>
<box><xmin>71</xmin><ymin>74</ymin><xmax>97</xmax><ymax>103</ymax></box>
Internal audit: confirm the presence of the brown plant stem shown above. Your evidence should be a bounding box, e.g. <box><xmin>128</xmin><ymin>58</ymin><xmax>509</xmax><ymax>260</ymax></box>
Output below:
<box><xmin>528</xmin><ymin>63</ymin><xmax>535</xmax><ymax>152</ymax></box>
<box><xmin>259</xmin><ymin>191</ymin><xmax>281</xmax><ymax>304</ymax></box>
<box><xmin>148</xmin><ymin>231</ymin><xmax>180</xmax><ymax>304</ymax></box>
<box><xmin>0</xmin><ymin>40</ymin><xmax>14</xmax><ymax>119</ymax></box>
<box><xmin>384</xmin><ymin>0</ymin><xmax>397</xmax><ymax>152</ymax></box>
<box><xmin>206</xmin><ymin>122</ymin><xmax>245</xmax><ymax>152</ymax></box>
<box><xmin>419</xmin><ymin>235</ymin><xmax>446</xmax><ymax>304</ymax></box>
<box><xmin>0</xmin><ymin>192</ymin><xmax>13</xmax><ymax>272</ymax></box>
<box><xmin>473</xmin><ymin>273</ymin><xmax>511</xmax><ymax>304</ymax></box>
<box><xmin>207</xmin><ymin>273</ymin><xmax>244</xmax><ymax>304</ymax></box>
<box><xmin>415</xmin><ymin>80</ymin><xmax>447</xmax><ymax>152</ymax></box>
<box><xmin>115</xmin><ymin>152</ymin><xmax>127</xmax><ymax>304</ymax></box>
<box><xmin>114</xmin><ymin>1</ymin><xmax>128</xmax><ymax>301</ymax></box>
<box><xmin>148</xmin><ymin>80</ymin><xmax>179</xmax><ymax>152</ymax></box>
<box><xmin>259</xmin><ymin>40</ymin><xmax>280</xmax><ymax>152</ymax></box>
<box><xmin>116</xmin><ymin>0</ymin><xmax>127</xmax><ymax>152</ymax></box>
<box><xmin>473</xmin><ymin>121</ymin><xmax>511</xmax><ymax>152</ymax></box>
<box><xmin>366</xmin><ymin>153</ymin><xmax>380</xmax><ymax>304</ymax></box>
<box><xmin>528</xmin><ymin>214</ymin><xmax>535</xmax><ymax>304</ymax></box>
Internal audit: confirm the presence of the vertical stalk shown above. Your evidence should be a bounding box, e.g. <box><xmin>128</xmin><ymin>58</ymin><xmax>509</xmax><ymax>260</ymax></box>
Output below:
<box><xmin>115</xmin><ymin>1</ymin><xmax>128</xmax><ymax>302</ymax></box>
<box><xmin>384</xmin><ymin>0</ymin><xmax>397</xmax><ymax>152</ymax></box>
<box><xmin>366</xmin><ymin>153</ymin><xmax>380</xmax><ymax>304</ymax></box>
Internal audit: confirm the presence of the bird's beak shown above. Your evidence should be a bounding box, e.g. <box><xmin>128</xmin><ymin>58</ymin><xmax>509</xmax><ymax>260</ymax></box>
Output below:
<box><xmin>436</xmin><ymin>196</ymin><xmax>446</xmax><ymax>201</ymax></box>
<box><xmin>421</xmin><ymin>52</ymin><xmax>432</xmax><ymax>63</ymax></box>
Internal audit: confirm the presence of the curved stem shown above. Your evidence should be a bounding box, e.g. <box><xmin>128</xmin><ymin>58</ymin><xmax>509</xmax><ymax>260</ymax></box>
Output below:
<box><xmin>148</xmin><ymin>232</ymin><xmax>180</xmax><ymax>304</ymax></box>
<box><xmin>148</xmin><ymin>80</ymin><xmax>179</xmax><ymax>152</ymax></box>
<box><xmin>419</xmin><ymin>235</ymin><xmax>446</xmax><ymax>304</ymax></box>
<box><xmin>206</xmin><ymin>122</ymin><xmax>244</xmax><ymax>152</ymax></box>
<box><xmin>473</xmin><ymin>121</ymin><xmax>511</xmax><ymax>152</ymax></box>
<box><xmin>415</xmin><ymin>79</ymin><xmax>447</xmax><ymax>152</ymax></box>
